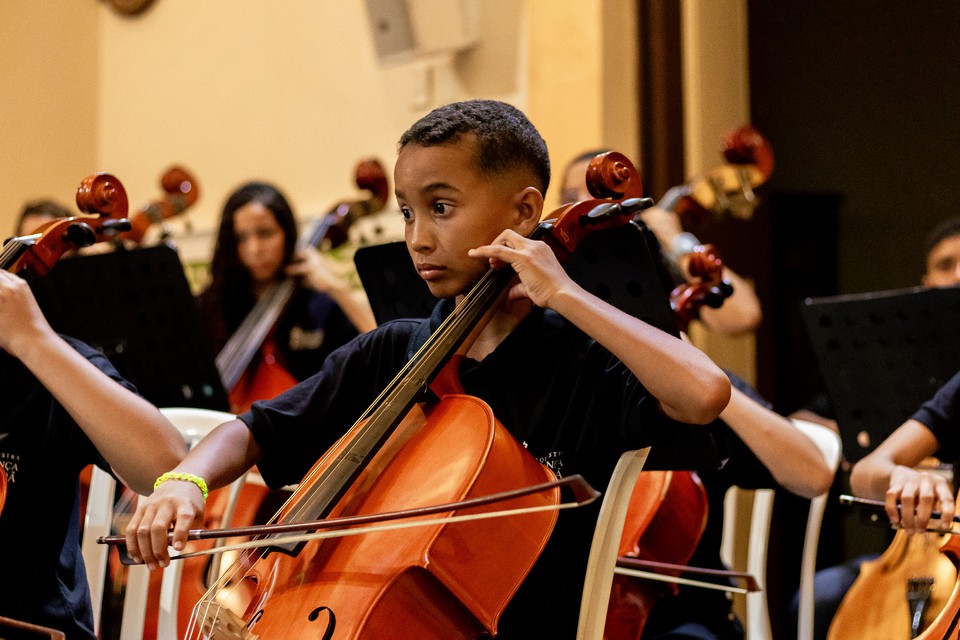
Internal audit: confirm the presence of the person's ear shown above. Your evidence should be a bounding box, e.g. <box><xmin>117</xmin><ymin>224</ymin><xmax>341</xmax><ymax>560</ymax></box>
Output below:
<box><xmin>511</xmin><ymin>187</ymin><xmax>544</xmax><ymax>236</ymax></box>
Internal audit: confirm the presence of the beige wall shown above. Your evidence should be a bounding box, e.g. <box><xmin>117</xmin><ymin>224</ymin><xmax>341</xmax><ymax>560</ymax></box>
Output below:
<box><xmin>1</xmin><ymin>0</ymin><xmax>747</xmax><ymax>290</ymax></box>
<box><xmin>681</xmin><ymin>0</ymin><xmax>750</xmax><ymax>179</ymax></box>
<box><xmin>1</xmin><ymin>1</ymin><xmax>642</xmax><ymax>251</ymax></box>
<box><xmin>93</xmin><ymin>0</ymin><xmax>530</xmax><ymax>259</ymax></box>
<box><xmin>0</xmin><ymin>2</ymin><xmax>99</xmax><ymax>233</ymax></box>
<box><xmin>528</xmin><ymin>0</ymin><xmax>639</xmax><ymax>212</ymax></box>
<box><xmin>680</xmin><ymin>0</ymin><xmax>756</xmax><ymax>385</ymax></box>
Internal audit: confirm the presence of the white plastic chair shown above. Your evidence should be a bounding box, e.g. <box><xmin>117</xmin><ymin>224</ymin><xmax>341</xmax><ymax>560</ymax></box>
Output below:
<box><xmin>719</xmin><ymin>419</ymin><xmax>841</xmax><ymax>640</ymax></box>
<box><xmin>793</xmin><ymin>419</ymin><xmax>842</xmax><ymax>640</ymax></box>
<box><xmin>576</xmin><ymin>448</ymin><xmax>651</xmax><ymax>640</ymax></box>
<box><xmin>81</xmin><ymin>407</ymin><xmax>242</xmax><ymax>640</ymax></box>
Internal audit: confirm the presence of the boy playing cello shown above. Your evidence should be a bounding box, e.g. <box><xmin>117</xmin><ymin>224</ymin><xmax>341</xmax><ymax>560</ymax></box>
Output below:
<box><xmin>125</xmin><ymin>99</ymin><xmax>730</xmax><ymax>637</ymax></box>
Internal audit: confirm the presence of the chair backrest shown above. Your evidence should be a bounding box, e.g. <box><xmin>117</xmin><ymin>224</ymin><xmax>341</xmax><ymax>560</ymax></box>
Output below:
<box><xmin>792</xmin><ymin>419</ymin><xmax>842</xmax><ymax>640</ymax></box>
<box><xmin>576</xmin><ymin>448</ymin><xmax>650</xmax><ymax>640</ymax></box>
<box><xmin>720</xmin><ymin>484</ymin><xmax>775</xmax><ymax>640</ymax></box>
<box><xmin>81</xmin><ymin>407</ymin><xmax>240</xmax><ymax>640</ymax></box>
<box><xmin>719</xmin><ymin>419</ymin><xmax>841</xmax><ymax>640</ymax></box>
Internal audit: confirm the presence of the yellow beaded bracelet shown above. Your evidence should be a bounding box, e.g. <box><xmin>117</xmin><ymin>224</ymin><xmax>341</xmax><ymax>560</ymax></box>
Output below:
<box><xmin>153</xmin><ymin>471</ymin><xmax>209</xmax><ymax>501</ymax></box>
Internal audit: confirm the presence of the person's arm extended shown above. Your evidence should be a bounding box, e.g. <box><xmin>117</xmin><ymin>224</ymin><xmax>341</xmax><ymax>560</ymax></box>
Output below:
<box><xmin>126</xmin><ymin>418</ymin><xmax>263</xmax><ymax>568</ymax></box>
<box><xmin>470</xmin><ymin>231</ymin><xmax>730</xmax><ymax>424</ymax></box>
<box><xmin>721</xmin><ymin>385</ymin><xmax>834</xmax><ymax>498</ymax></box>
<box><xmin>849</xmin><ymin>419</ymin><xmax>951</xmax><ymax>534</ymax></box>
<box><xmin>0</xmin><ymin>270</ymin><xmax>184</xmax><ymax>494</ymax></box>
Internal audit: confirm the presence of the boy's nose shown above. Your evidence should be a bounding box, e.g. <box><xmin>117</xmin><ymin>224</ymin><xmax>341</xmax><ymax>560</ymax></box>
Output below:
<box><xmin>408</xmin><ymin>220</ymin><xmax>434</xmax><ymax>252</ymax></box>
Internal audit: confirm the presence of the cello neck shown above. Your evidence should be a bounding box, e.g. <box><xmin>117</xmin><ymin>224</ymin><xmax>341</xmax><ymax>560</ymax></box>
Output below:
<box><xmin>215</xmin><ymin>278</ymin><xmax>297</xmax><ymax>390</ymax></box>
<box><xmin>275</xmin><ymin>264</ymin><xmax>516</xmax><ymax>546</ymax></box>
<box><xmin>0</xmin><ymin>235</ymin><xmax>36</xmax><ymax>272</ymax></box>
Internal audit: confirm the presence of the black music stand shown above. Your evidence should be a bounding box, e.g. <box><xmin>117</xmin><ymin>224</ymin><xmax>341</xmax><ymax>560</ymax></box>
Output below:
<box><xmin>800</xmin><ymin>284</ymin><xmax>960</xmax><ymax>462</ymax></box>
<box><xmin>30</xmin><ymin>244</ymin><xmax>229</xmax><ymax>411</ymax></box>
<box><xmin>353</xmin><ymin>222</ymin><xmax>721</xmax><ymax>471</ymax></box>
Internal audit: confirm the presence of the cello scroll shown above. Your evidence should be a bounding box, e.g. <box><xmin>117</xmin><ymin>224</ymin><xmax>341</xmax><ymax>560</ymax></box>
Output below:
<box><xmin>121</xmin><ymin>166</ymin><xmax>199</xmax><ymax>245</ymax></box>
<box><xmin>4</xmin><ymin>173</ymin><xmax>131</xmax><ymax>277</ymax></box>
<box><xmin>677</xmin><ymin>125</ymin><xmax>774</xmax><ymax>222</ymax></box>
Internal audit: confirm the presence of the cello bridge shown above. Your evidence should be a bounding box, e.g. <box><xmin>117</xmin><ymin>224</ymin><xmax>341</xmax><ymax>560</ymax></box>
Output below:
<box><xmin>193</xmin><ymin>600</ymin><xmax>259</xmax><ymax>640</ymax></box>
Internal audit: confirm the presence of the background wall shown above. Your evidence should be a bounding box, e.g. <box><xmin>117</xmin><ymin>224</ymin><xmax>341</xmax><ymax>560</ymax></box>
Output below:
<box><xmin>2</xmin><ymin>0</ymin><xmax>653</xmax><ymax>259</ymax></box>
<box><xmin>0</xmin><ymin>3</ymin><xmax>99</xmax><ymax>224</ymax></box>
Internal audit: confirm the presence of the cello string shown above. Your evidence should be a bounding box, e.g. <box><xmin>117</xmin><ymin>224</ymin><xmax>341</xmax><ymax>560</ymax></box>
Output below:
<box><xmin>179</xmin><ymin>274</ymin><xmax>555</xmax><ymax>613</ymax></box>
<box><xmin>255</xmin><ymin>206</ymin><xmax>584</xmax><ymax>531</ymax></box>
<box><xmin>203</xmin><ymin>200</ymin><xmax>616</xmax><ymax>547</ymax></box>
<box><xmin>188</xmin><ymin>188</ymin><xmax>634</xmax><ymax>631</ymax></box>
<box><xmin>273</xmin><ymin>264</ymin><xmax>510</xmax><ymax>526</ymax></box>
<box><xmin>0</xmin><ymin>236</ymin><xmax>35</xmax><ymax>270</ymax></box>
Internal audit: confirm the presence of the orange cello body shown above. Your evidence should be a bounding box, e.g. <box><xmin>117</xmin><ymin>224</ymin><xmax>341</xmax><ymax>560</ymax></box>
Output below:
<box><xmin>827</xmin><ymin>530</ymin><xmax>957</xmax><ymax>639</ymax></box>
<box><xmin>227</xmin><ymin>336</ymin><xmax>298</xmax><ymax>414</ymax></box>
<box><xmin>192</xmin><ymin>364</ymin><xmax>560</xmax><ymax>640</ymax></box>
<box><xmin>915</xmin><ymin>534</ymin><xmax>960</xmax><ymax>639</ymax></box>
<box><xmin>604</xmin><ymin>471</ymin><xmax>709</xmax><ymax>640</ymax></box>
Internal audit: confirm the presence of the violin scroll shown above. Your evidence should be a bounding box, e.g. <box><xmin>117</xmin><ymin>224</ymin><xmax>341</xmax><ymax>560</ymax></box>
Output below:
<box><xmin>675</xmin><ymin>125</ymin><xmax>775</xmax><ymax>222</ymax></box>
<box><xmin>540</xmin><ymin>153</ymin><xmax>652</xmax><ymax>261</ymax></box>
<box><xmin>159</xmin><ymin>166</ymin><xmax>200</xmax><ymax>208</ymax></box>
<box><xmin>354</xmin><ymin>158</ymin><xmax>390</xmax><ymax>213</ymax></box>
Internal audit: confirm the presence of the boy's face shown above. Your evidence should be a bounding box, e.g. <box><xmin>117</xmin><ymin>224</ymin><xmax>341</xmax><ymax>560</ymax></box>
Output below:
<box><xmin>395</xmin><ymin>137</ymin><xmax>534</xmax><ymax>299</ymax></box>
<box><xmin>923</xmin><ymin>234</ymin><xmax>960</xmax><ymax>287</ymax></box>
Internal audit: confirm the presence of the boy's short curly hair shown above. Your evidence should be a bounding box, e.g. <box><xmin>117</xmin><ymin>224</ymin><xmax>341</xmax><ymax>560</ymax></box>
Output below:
<box><xmin>398</xmin><ymin>99</ymin><xmax>551</xmax><ymax>196</ymax></box>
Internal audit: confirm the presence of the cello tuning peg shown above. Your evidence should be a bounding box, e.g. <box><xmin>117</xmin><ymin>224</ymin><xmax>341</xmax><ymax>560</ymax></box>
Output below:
<box><xmin>65</xmin><ymin>221</ymin><xmax>97</xmax><ymax>248</ymax></box>
<box><xmin>100</xmin><ymin>218</ymin><xmax>134</xmax><ymax>236</ymax></box>
<box><xmin>621</xmin><ymin>197</ymin><xmax>655</xmax><ymax>215</ymax></box>
<box><xmin>581</xmin><ymin>202</ymin><xmax>620</xmax><ymax>224</ymax></box>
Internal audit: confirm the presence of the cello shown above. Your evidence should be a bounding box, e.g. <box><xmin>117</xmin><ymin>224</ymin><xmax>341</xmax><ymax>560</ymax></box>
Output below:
<box><xmin>217</xmin><ymin>158</ymin><xmax>389</xmax><ymax>414</ymax></box>
<box><xmin>659</xmin><ymin>125</ymin><xmax>774</xmax><ymax>224</ymax></box>
<box><xmin>161</xmin><ymin>153</ymin><xmax>651</xmax><ymax>639</ymax></box>
<box><xmin>831</xmin><ymin>495</ymin><xmax>959</xmax><ymax>639</ymax></box>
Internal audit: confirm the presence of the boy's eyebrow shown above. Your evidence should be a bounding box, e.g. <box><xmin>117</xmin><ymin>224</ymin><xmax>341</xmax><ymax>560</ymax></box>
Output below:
<box><xmin>396</xmin><ymin>182</ymin><xmax>461</xmax><ymax>199</ymax></box>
